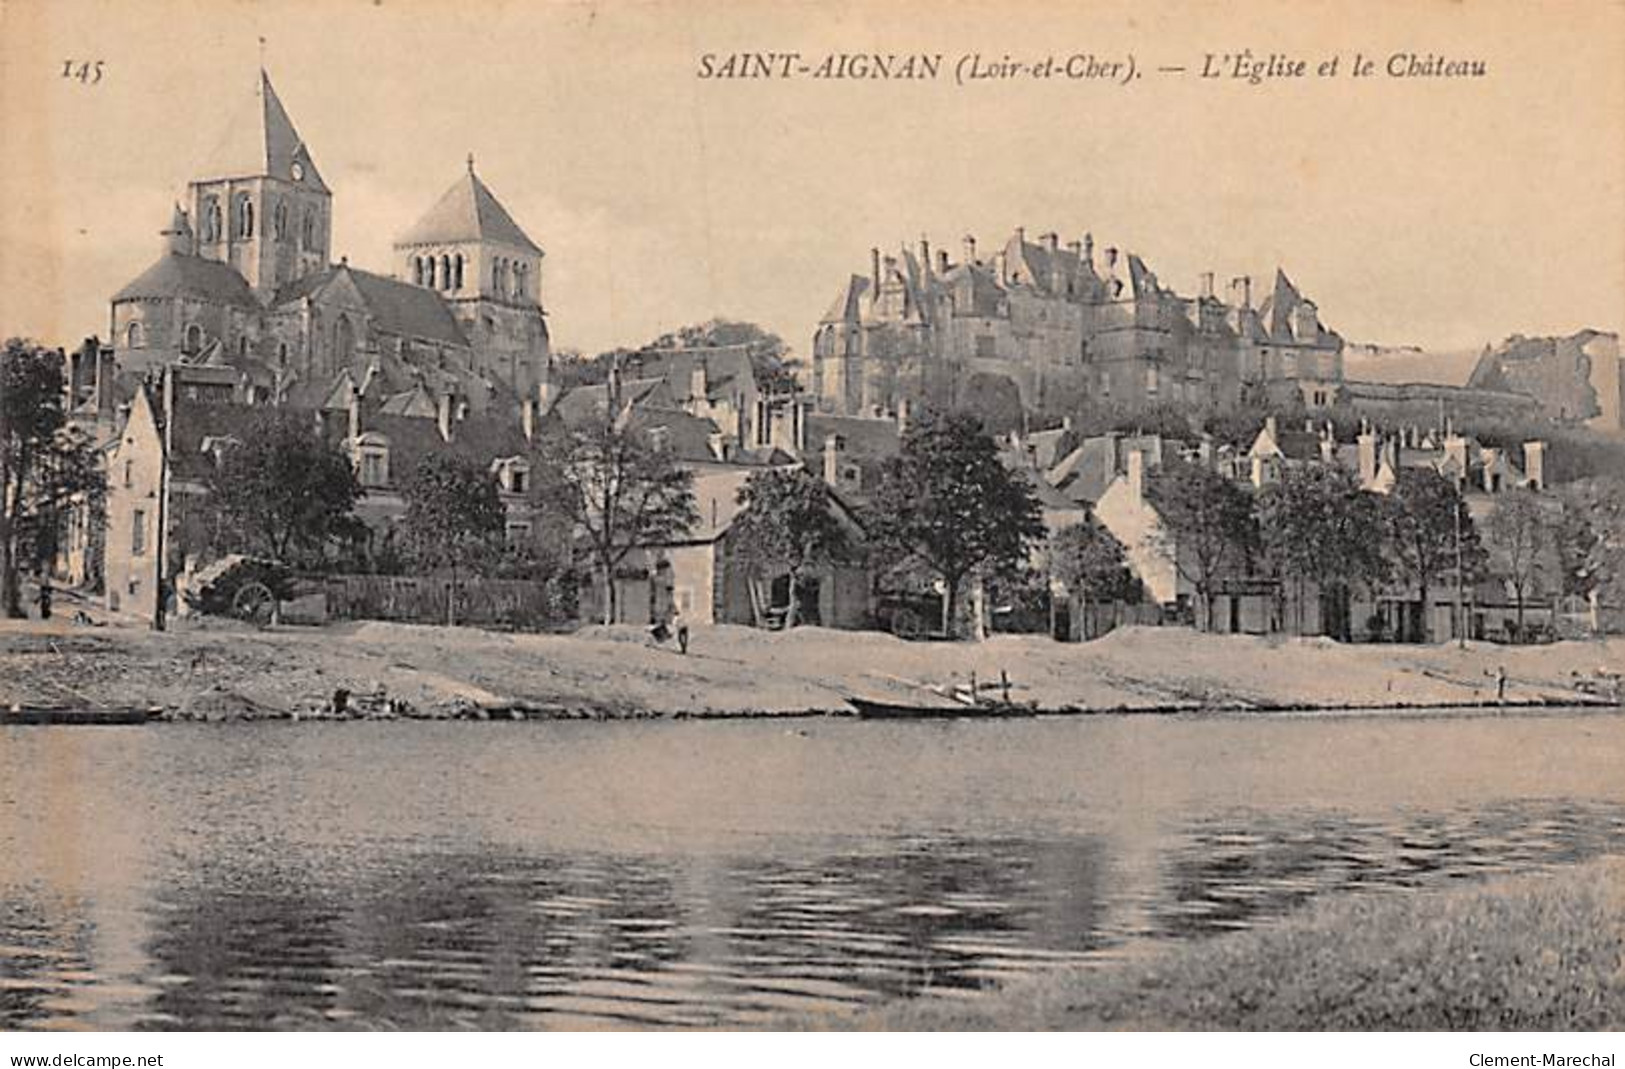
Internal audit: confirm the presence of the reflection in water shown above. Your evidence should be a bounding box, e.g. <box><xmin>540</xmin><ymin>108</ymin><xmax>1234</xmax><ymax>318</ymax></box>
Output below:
<box><xmin>1</xmin><ymin>714</ymin><xmax>1623</xmax><ymax>1029</ymax></box>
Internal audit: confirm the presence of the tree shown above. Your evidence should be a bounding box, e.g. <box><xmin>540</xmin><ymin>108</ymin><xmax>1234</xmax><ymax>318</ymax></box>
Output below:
<box><xmin>1381</xmin><ymin>468</ymin><xmax>1486</xmax><ymax>643</ymax></box>
<box><xmin>1484</xmin><ymin>489</ymin><xmax>1557</xmax><ymax>638</ymax></box>
<box><xmin>867</xmin><ymin>409</ymin><xmax>1045</xmax><ymax>638</ymax></box>
<box><xmin>399</xmin><ymin>452</ymin><xmax>508</xmax><ymax>625</ymax></box>
<box><xmin>1255</xmin><ymin>465</ymin><xmax>1387</xmax><ymax>638</ymax></box>
<box><xmin>1143</xmin><ymin>458</ymin><xmax>1259</xmax><ymax>632</ymax></box>
<box><xmin>1049</xmin><ymin>515</ymin><xmax>1139</xmax><ymax>639</ymax></box>
<box><xmin>0</xmin><ymin>341</ymin><xmax>104</xmax><ymax>617</ymax></box>
<box><xmin>649</xmin><ymin>319</ymin><xmax>802</xmax><ymax>393</ymax></box>
<box><xmin>545</xmin><ymin>416</ymin><xmax>699</xmax><ymax>625</ymax></box>
<box><xmin>1557</xmin><ymin>478</ymin><xmax>1625</xmax><ymax>631</ymax></box>
<box><xmin>729</xmin><ymin>467</ymin><xmax>857</xmax><ymax>628</ymax></box>
<box><xmin>204</xmin><ymin>411</ymin><xmax>364</xmax><ymax>567</ymax></box>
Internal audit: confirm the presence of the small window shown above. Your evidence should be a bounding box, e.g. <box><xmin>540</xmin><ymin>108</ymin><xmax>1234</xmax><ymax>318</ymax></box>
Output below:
<box><xmin>184</xmin><ymin>324</ymin><xmax>202</xmax><ymax>353</ymax></box>
<box><xmin>239</xmin><ymin>336</ymin><xmax>250</xmax><ymax>358</ymax></box>
<box><xmin>132</xmin><ymin>509</ymin><xmax>148</xmax><ymax>556</ymax></box>
<box><xmin>440</xmin><ymin>254</ymin><xmax>452</xmax><ymax>292</ymax></box>
<box><xmin>123</xmin><ymin>458</ymin><xmax>133</xmax><ymax>488</ymax></box>
<box><xmin>125</xmin><ymin>322</ymin><xmax>144</xmax><ymax>349</ymax></box>
<box><xmin>272</xmin><ymin>200</ymin><xmax>287</xmax><ymax>240</ymax></box>
<box><xmin>454</xmin><ymin>254</ymin><xmax>465</xmax><ymax>291</ymax></box>
<box><xmin>302</xmin><ymin>210</ymin><xmax>316</xmax><ymax>249</ymax></box>
<box><xmin>277</xmin><ymin>342</ymin><xmax>289</xmax><ymax>367</ymax></box>
<box><xmin>505</xmin><ymin>520</ymin><xmax>532</xmax><ymax>545</ymax></box>
<box><xmin>235</xmin><ymin>194</ymin><xmax>254</xmax><ymax>239</ymax></box>
<box><xmin>359</xmin><ymin>449</ymin><xmax>388</xmax><ymax>488</ymax></box>
<box><xmin>510</xmin><ymin>468</ymin><xmax>527</xmax><ymax>494</ymax></box>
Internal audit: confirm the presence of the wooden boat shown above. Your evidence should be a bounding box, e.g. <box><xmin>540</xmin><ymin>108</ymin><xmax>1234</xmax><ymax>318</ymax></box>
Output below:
<box><xmin>2</xmin><ymin>705</ymin><xmax>162</xmax><ymax>726</ymax></box>
<box><xmin>847</xmin><ymin>696</ymin><xmax>1037</xmax><ymax>720</ymax></box>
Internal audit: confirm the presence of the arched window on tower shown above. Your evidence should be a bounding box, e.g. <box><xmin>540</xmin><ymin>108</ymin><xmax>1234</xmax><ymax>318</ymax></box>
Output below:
<box><xmin>203</xmin><ymin>197</ymin><xmax>222</xmax><ymax>242</ymax></box>
<box><xmin>428</xmin><ymin>257</ymin><xmax>438</xmax><ymax>289</ymax></box>
<box><xmin>454</xmin><ymin>254</ymin><xmax>464</xmax><ymax>291</ymax></box>
<box><xmin>334</xmin><ymin>316</ymin><xmax>355</xmax><ymax>362</ymax></box>
<box><xmin>493</xmin><ymin>258</ymin><xmax>503</xmax><ymax>294</ymax></box>
<box><xmin>273</xmin><ymin>200</ymin><xmax>287</xmax><ymax>240</ymax></box>
<box><xmin>277</xmin><ymin>342</ymin><xmax>289</xmax><ymax>368</ymax></box>
<box><xmin>440</xmin><ymin>254</ymin><xmax>452</xmax><ymax>292</ymax></box>
<box><xmin>126</xmin><ymin>322</ymin><xmax>144</xmax><ymax>349</ymax></box>
<box><xmin>301</xmin><ymin>210</ymin><xmax>315</xmax><ymax>250</ymax></box>
<box><xmin>235</xmin><ymin>194</ymin><xmax>254</xmax><ymax>239</ymax></box>
<box><xmin>412</xmin><ymin>257</ymin><xmax>423</xmax><ymax>286</ymax></box>
<box><xmin>184</xmin><ymin>324</ymin><xmax>202</xmax><ymax>353</ymax></box>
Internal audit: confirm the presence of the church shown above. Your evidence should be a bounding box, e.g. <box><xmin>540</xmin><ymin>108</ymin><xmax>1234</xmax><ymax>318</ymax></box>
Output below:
<box><xmin>107</xmin><ymin>69</ymin><xmax>552</xmax><ymax>412</ymax></box>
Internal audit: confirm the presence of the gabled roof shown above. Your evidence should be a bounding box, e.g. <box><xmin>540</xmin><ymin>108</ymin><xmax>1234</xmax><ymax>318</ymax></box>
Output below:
<box><xmin>631</xmin><ymin>346</ymin><xmax>757</xmax><ymax>404</ymax></box>
<box><xmin>550</xmin><ymin>377</ymin><xmax>664</xmax><ymax>428</ymax></box>
<box><xmin>396</xmin><ymin>164</ymin><xmax>542</xmax><ymax>255</ymax></box>
<box><xmin>271</xmin><ymin>264</ymin><xmax>468</xmax><ymax>347</ymax></box>
<box><xmin>198</xmin><ymin>70</ymin><xmax>328</xmax><ymax>193</ymax></box>
<box><xmin>112</xmin><ymin>253</ymin><xmax>260</xmax><ymax>309</ymax></box>
<box><xmin>821</xmin><ymin>274</ymin><xmax>870</xmax><ymax>324</ymax></box>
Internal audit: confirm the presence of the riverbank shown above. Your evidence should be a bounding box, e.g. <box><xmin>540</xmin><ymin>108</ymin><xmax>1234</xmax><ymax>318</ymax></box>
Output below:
<box><xmin>811</xmin><ymin>857</ymin><xmax>1625</xmax><ymax>1030</ymax></box>
<box><xmin>0</xmin><ymin>615</ymin><xmax>1619</xmax><ymax>720</ymax></box>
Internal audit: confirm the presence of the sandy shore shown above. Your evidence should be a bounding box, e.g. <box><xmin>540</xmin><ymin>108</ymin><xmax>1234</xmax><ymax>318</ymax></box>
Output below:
<box><xmin>1</xmin><ymin>614</ymin><xmax>1619</xmax><ymax>719</ymax></box>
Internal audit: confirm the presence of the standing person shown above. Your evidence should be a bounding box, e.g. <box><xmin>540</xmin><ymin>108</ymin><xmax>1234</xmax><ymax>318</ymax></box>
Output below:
<box><xmin>673</xmin><ymin>604</ymin><xmax>690</xmax><ymax>655</ymax></box>
<box><xmin>35</xmin><ymin>577</ymin><xmax>52</xmax><ymax>620</ymax></box>
<box><xmin>1495</xmin><ymin>664</ymin><xmax>1507</xmax><ymax>704</ymax></box>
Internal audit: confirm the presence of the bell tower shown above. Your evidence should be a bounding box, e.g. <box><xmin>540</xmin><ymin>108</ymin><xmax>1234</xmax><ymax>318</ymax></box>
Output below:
<box><xmin>189</xmin><ymin>69</ymin><xmax>331</xmax><ymax>299</ymax></box>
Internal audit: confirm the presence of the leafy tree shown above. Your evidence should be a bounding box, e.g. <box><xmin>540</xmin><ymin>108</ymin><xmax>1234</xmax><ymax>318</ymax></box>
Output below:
<box><xmin>1255</xmin><ymin>465</ymin><xmax>1387</xmax><ymax>639</ymax></box>
<box><xmin>0</xmin><ymin>340</ymin><xmax>104</xmax><ymax>616</ymax></box>
<box><xmin>1484</xmin><ymin>489</ymin><xmax>1558</xmax><ymax>638</ymax></box>
<box><xmin>1144</xmin><ymin>458</ymin><xmax>1259</xmax><ymax>632</ymax></box>
<box><xmin>1556</xmin><ymin>478</ymin><xmax>1625</xmax><ymax>628</ymax></box>
<box><xmin>545</xmin><ymin>416</ymin><xmax>699</xmax><ymax>625</ymax></box>
<box><xmin>203</xmin><ymin>411</ymin><xmax>364</xmax><ymax>567</ymax></box>
<box><xmin>729</xmin><ymin>467</ymin><xmax>857</xmax><ymax>628</ymax></box>
<box><xmin>1049</xmin><ymin>515</ymin><xmax>1139</xmax><ymax>639</ymax></box>
<box><xmin>1381</xmin><ymin>468</ymin><xmax>1486</xmax><ymax>643</ymax></box>
<box><xmin>867</xmin><ymin>409</ymin><xmax>1045</xmax><ymax>638</ymax></box>
<box><xmin>399</xmin><ymin>452</ymin><xmax>508</xmax><ymax>625</ymax></box>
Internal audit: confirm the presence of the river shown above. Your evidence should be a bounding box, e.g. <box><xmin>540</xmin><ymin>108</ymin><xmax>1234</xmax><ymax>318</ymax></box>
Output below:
<box><xmin>2</xmin><ymin>711</ymin><xmax>1623</xmax><ymax>1029</ymax></box>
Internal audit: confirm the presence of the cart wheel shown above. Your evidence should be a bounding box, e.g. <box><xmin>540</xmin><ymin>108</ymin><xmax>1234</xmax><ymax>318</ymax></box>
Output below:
<box><xmin>232</xmin><ymin>581</ymin><xmax>277</xmax><ymax>628</ymax></box>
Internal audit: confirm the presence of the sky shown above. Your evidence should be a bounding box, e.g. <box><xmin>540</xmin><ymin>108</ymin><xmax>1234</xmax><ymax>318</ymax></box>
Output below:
<box><xmin>1</xmin><ymin>0</ymin><xmax>1621</xmax><ymax>365</ymax></box>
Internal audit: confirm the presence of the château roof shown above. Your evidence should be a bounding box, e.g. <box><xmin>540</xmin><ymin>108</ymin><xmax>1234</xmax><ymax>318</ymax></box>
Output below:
<box><xmin>112</xmin><ymin>253</ymin><xmax>260</xmax><ymax>309</ymax></box>
<box><xmin>271</xmin><ymin>264</ymin><xmax>468</xmax><ymax>347</ymax></box>
<box><xmin>396</xmin><ymin>163</ymin><xmax>543</xmax><ymax>254</ymax></box>
<box><xmin>198</xmin><ymin>70</ymin><xmax>328</xmax><ymax>193</ymax></box>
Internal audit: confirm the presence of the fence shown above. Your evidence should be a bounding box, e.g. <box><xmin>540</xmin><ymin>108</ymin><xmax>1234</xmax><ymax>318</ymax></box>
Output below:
<box><xmin>314</xmin><ymin>574</ymin><xmax>574</xmax><ymax>631</ymax></box>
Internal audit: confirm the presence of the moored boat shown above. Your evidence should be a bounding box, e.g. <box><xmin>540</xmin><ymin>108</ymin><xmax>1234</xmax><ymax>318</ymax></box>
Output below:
<box><xmin>846</xmin><ymin>696</ymin><xmax>1037</xmax><ymax>720</ymax></box>
<box><xmin>2</xmin><ymin>705</ymin><xmax>162</xmax><ymax>726</ymax></box>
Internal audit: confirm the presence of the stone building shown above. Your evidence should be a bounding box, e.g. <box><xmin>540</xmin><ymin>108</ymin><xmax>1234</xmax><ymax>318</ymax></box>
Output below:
<box><xmin>108</xmin><ymin>69</ymin><xmax>552</xmax><ymax>407</ymax></box>
<box><xmin>812</xmin><ymin>229</ymin><xmax>1344</xmax><ymax>421</ymax></box>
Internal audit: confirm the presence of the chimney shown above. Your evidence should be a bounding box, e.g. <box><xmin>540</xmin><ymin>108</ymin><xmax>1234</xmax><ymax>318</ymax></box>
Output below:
<box><xmin>1043</xmin><ymin>232</ymin><xmax>1059</xmax><ymax>252</ymax></box>
<box><xmin>1383</xmin><ymin>436</ymin><xmax>1399</xmax><ymax>475</ymax></box>
<box><xmin>963</xmin><ymin>235</ymin><xmax>977</xmax><ymax>263</ymax></box>
<box><xmin>1358</xmin><ymin>430</ymin><xmax>1379</xmax><ymax>486</ymax></box>
<box><xmin>794</xmin><ymin>398</ymin><xmax>807</xmax><ymax>453</ymax></box>
<box><xmin>1523</xmin><ymin>440</ymin><xmax>1546</xmax><ymax>491</ymax></box>
<box><xmin>521</xmin><ymin>396</ymin><xmax>536</xmax><ymax>442</ymax></box>
<box><xmin>1444</xmin><ymin>433</ymin><xmax>1468</xmax><ymax>488</ymax></box>
<box><xmin>1200</xmin><ymin>272</ymin><xmax>1215</xmax><ymax>300</ymax></box>
<box><xmin>1482</xmin><ymin>447</ymin><xmax>1501</xmax><ymax>494</ymax></box>
<box><xmin>822</xmin><ymin>434</ymin><xmax>843</xmax><ymax>486</ymax></box>
<box><xmin>870</xmin><ymin>247</ymin><xmax>882</xmax><ymax>298</ymax></box>
<box><xmin>896</xmin><ymin>396</ymin><xmax>909</xmax><ymax>437</ymax></box>
<box><xmin>1104</xmin><ymin>246</ymin><xmax>1119</xmax><ymax>268</ymax></box>
<box><xmin>1231</xmin><ymin>276</ymin><xmax>1253</xmax><ymax>310</ymax></box>
<box><xmin>347</xmin><ymin>386</ymin><xmax>362</xmax><ymax>442</ymax></box>
<box><xmin>536</xmin><ymin>379</ymin><xmax>556</xmax><ymax>416</ymax></box>
<box><xmin>1082</xmin><ymin>232</ymin><xmax>1094</xmax><ymax>264</ymax></box>
<box><xmin>918</xmin><ymin>236</ymin><xmax>931</xmax><ymax>277</ymax></box>
<box><xmin>437</xmin><ymin>392</ymin><xmax>454</xmax><ymax>443</ymax></box>
<box><xmin>937</xmin><ymin>249</ymin><xmax>950</xmax><ymax>274</ymax></box>
<box><xmin>690</xmin><ymin>360</ymin><xmax>707</xmax><ymax>402</ymax></box>
<box><xmin>1265</xmin><ymin>415</ymin><xmax>1278</xmax><ymax>441</ymax></box>
<box><xmin>1015</xmin><ymin>226</ymin><xmax>1026</xmax><ymax>245</ymax></box>
<box><xmin>1067</xmin><ymin>239</ymin><xmax>1082</xmax><ymax>258</ymax></box>
<box><xmin>1126</xmin><ymin>448</ymin><xmax>1145</xmax><ymax>508</ymax></box>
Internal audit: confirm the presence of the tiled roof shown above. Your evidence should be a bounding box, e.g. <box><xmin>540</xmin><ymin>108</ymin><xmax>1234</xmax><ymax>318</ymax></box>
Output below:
<box><xmin>112</xmin><ymin>254</ymin><xmax>260</xmax><ymax>309</ymax></box>
<box><xmin>397</xmin><ymin>166</ymin><xmax>542</xmax><ymax>254</ymax></box>
<box><xmin>271</xmin><ymin>265</ymin><xmax>469</xmax><ymax>347</ymax></box>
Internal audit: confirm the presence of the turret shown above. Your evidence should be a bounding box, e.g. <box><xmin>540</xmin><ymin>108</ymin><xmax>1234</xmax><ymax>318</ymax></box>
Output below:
<box><xmin>161</xmin><ymin>204</ymin><xmax>193</xmax><ymax>256</ymax></box>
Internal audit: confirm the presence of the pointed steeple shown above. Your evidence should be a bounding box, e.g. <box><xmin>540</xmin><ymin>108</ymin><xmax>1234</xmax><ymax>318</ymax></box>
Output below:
<box><xmin>397</xmin><ymin>163</ymin><xmax>541</xmax><ymax>254</ymax></box>
<box><xmin>161</xmin><ymin>203</ymin><xmax>193</xmax><ymax>255</ymax></box>
<box><xmin>199</xmin><ymin>69</ymin><xmax>328</xmax><ymax>192</ymax></box>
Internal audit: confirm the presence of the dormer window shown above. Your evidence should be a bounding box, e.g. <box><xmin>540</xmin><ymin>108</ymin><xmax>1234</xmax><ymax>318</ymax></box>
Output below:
<box><xmin>490</xmin><ymin>457</ymin><xmax>530</xmax><ymax>495</ymax></box>
<box><xmin>126</xmin><ymin>322</ymin><xmax>144</xmax><ymax>349</ymax></box>
<box><xmin>354</xmin><ymin>432</ymin><xmax>391</xmax><ymax>488</ymax></box>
